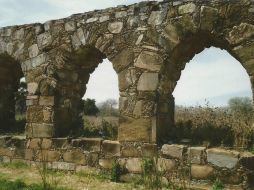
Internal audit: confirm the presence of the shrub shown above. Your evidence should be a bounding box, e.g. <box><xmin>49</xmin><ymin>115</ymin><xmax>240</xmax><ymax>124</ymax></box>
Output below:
<box><xmin>111</xmin><ymin>162</ymin><xmax>122</xmax><ymax>182</ymax></box>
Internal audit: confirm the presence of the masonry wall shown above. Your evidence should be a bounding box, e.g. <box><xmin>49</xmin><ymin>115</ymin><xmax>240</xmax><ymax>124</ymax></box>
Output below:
<box><xmin>0</xmin><ymin>136</ymin><xmax>253</xmax><ymax>189</ymax></box>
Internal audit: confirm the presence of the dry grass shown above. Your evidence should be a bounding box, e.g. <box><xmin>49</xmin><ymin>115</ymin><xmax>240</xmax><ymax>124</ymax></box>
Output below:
<box><xmin>174</xmin><ymin>105</ymin><xmax>254</xmax><ymax>148</ymax></box>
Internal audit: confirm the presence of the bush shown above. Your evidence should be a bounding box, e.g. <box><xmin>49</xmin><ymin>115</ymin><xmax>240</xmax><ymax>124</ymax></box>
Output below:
<box><xmin>174</xmin><ymin>102</ymin><xmax>254</xmax><ymax>148</ymax></box>
<box><xmin>111</xmin><ymin>162</ymin><xmax>122</xmax><ymax>182</ymax></box>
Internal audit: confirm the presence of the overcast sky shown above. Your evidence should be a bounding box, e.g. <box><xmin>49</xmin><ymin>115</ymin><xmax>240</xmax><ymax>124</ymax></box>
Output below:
<box><xmin>1</xmin><ymin>0</ymin><xmax>252</xmax><ymax>106</ymax></box>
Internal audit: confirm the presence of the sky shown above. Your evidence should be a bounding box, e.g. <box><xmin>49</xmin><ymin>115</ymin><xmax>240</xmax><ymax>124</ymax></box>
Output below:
<box><xmin>1</xmin><ymin>0</ymin><xmax>252</xmax><ymax>106</ymax></box>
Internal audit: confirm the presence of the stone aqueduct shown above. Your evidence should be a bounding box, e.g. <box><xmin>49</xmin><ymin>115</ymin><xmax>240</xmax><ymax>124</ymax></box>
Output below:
<box><xmin>0</xmin><ymin>0</ymin><xmax>253</xmax><ymax>143</ymax></box>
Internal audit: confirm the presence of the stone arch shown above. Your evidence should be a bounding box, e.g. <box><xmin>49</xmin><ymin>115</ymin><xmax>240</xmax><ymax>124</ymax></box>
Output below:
<box><xmin>157</xmin><ymin>30</ymin><xmax>254</xmax><ymax>143</ymax></box>
<box><xmin>0</xmin><ymin>53</ymin><xmax>24</xmax><ymax>132</ymax></box>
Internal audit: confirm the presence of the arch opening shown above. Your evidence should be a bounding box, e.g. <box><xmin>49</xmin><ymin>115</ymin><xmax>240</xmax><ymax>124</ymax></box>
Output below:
<box><xmin>0</xmin><ymin>53</ymin><xmax>26</xmax><ymax>134</ymax></box>
<box><xmin>54</xmin><ymin>46</ymin><xmax>119</xmax><ymax>138</ymax></box>
<box><xmin>170</xmin><ymin>47</ymin><xmax>253</xmax><ymax>148</ymax></box>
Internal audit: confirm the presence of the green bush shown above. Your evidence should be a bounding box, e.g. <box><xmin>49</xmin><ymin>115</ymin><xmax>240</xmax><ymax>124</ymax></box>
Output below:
<box><xmin>111</xmin><ymin>162</ymin><xmax>122</xmax><ymax>182</ymax></box>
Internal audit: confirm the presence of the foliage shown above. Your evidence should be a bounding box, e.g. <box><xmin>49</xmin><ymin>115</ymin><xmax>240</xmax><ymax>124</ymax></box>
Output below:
<box><xmin>212</xmin><ymin>179</ymin><xmax>224</xmax><ymax>190</ymax></box>
<box><xmin>141</xmin><ymin>158</ymin><xmax>163</xmax><ymax>190</ymax></box>
<box><xmin>111</xmin><ymin>162</ymin><xmax>122</xmax><ymax>182</ymax></box>
<box><xmin>15</xmin><ymin>81</ymin><xmax>28</xmax><ymax>115</ymax></box>
<box><xmin>174</xmin><ymin>98</ymin><xmax>254</xmax><ymax>148</ymax></box>
<box><xmin>97</xmin><ymin>99</ymin><xmax>119</xmax><ymax>116</ymax></box>
<box><xmin>0</xmin><ymin>177</ymin><xmax>70</xmax><ymax>190</ymax></box>
<box><xmin>228</xmin><ymin>97</ymin><xmax>253</xmax><ymax>114</ymax></box>
<box><xmin>82</xmin><ymin>98</ymin><xmax>99</xmax><ymax>116</ymax></box>
<box><xmin>1</xmin><ymin>161</ymin><xmax>29</xmax><ymax>169</ymax></box>
<box><xmin>83</xmin><ymin>117</ymin><xmax>118</xmax><ymax>140</ymax></box>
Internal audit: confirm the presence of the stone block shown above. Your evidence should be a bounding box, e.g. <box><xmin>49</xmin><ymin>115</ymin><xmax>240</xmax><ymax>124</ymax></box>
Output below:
<box><xmin>134</xmin><ymin>51</ymin><xmax>163</xmax><ymax>72</ymax></box>
<box><xmin>141</xmin><ymin>143</ymin><xmax>157</xmax><ymax>158</ymax></box>
<box><xmin>99</xmin><ymin>15</ymin><xmax>110</xmax><ymax>22</ymax></box>
<box><xmin>38</xmin><ymin>150</ymin><xmax>61</xmax><ymax>162</ymax></box>
<box><xmin>228</xmin><ymin>23</ymin><xmax>254</xmax><ymax>45</ymax></box>
<box><xmin>137</xmin><ymin>73</ymin><xmax>159</xmax><ymax>91</ymax></box>
<box><xmin>200</xmin><ymin>6</ymin><xmax>218</xmax><ymax>31</ymax></box>
<box><xmin>118</xmin><ymin>116</ymin><xmax>152</xmax><ymax>142</ymax></box>
<box><xmin>28</xmin><ymin>44</ymin><xmax>39</xmax><ymax>58</ymax></box>
<box><xmin>41</xmin><ymin>138</ymin><xmax>52</xmax><ymax>149</ymax></box>
<box><xmin>161</xmin><ymin>144</ymin><xmax>186</xmax><ymax>159</ymax></box>
<box><xmin>39</xmin><ymin>96</ymin><xmax>54</xmax><ymax>106</ymax></box>
<box><xmin>115</xmin><ymin>11</ymin><xmax>127</xmax><ymax>18</ymax></box>
<box><xmin>72</xmin><ymin>138</ymin><xmax>102</xmax><ymax>152</ymax></box>
<box><xmin>27</xmin><ymin>83</ymin><xmax>38</xmax><ymax>95</ymax></box>
<box><xmin>86</xmin><ymin>17</ymin><xmax>98</xmax><ymax>23</ymax></box>
<box><xmin>112</xmin><ymin>48</ymin><xmax>134</xmax><ymax>72</ymax></box>
<box><xmin>239</xmin><ymin>152</ymin><xmax>254</xmax><ymax>170</ymax></box>
<box><xmin>63</xmin><ymin>150</ymin><xmax>86</xmax><ymax>165</ymax></box>
<box><xmin>157</xmin><ymin>158</ymin><xmax>176</xmax><ymax>172</ymax></box>
<box><xmin>26</xmin><ymin>123</ymin><xmax>54</xmax><ymax>138</ymax></box>
<box><xmin>99</xmin><ymin>158</ymin><xmax>115</xmax><ymax>169</ymax></box>
<box><xmin>126</xmin><ymin>158</ymin><xmax>142</xmax><ymax>173</ymax></box>
<box><xmin>86</xmin><ymin>152</ymin><xmax>99</xmax><ymax>167</ymax></box>
<box><xmin>27</xmin><ymin>138</ymin><xmax>41</xmax><ymax>149</ymax></box>
<box><xmin>108</xmin><ymin>22</ymin><xmax>123</xmax><ymax>33</ymax></box>
<box><xmin>102</xmin><ymin>140</ymin><xmax>121</xmax><ymax>157</ymax></box>
<box><xmin>207</xmin><ymin>148</ymin><xmax>239</xmax><ymax>169</ymax></box>
<box><xmin>51</xmin><ymin>138</ymin><xmax>70</xmax><ymax>149</ymax></box>
<box><xmin>65</xmin><ymin>21</ymin><xmax>76</xmax><ymax>32</ymax></box>
<box><xmin>25</xmin><ymin>149</ymin><xmax>35</xmax><ymax>160</ymax></box>
<box><xmin>0</xmin><ymin>147</ymin><xmax>15</xmax><ymax>157</ymax></box>
<box><xmin>178</xmin><ymin>3</ymin><xmax>196</xmax><ymax>14</ymax></box>
<box><xmin>121</xmin><ymin>145</ymin><xmax>140</xmax><ymax>157</ymax></box>
<box><xmin>191</xmin><ymin>164</ymin><xmax>214</xmax><ymax>179</ymax></box>
<box><xmin>52</xmin><ymin>162</ymin><xmax>76</xmax><ymax>171</ymax></box>
<box><xmin>188</xmin><ymin>147</ymin><xmax>206</xmax><ymax>164</ymax></box>
<box><xmin>148</xmin><ymin>11</ymin><xmax>164</xmax><ymax>26</ymax></box>
<box><xmin>37</xmin><ymin>32</ymin><xmax>52</xmax><ymax>49</ymax></box>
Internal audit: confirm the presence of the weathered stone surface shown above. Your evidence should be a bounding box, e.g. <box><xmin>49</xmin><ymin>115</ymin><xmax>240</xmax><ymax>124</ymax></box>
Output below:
<box><xmin>207</xmin><ymin>148</ymin><xmax>240</xmax><ymax>169</ymax></box>
<box><xmin>99</xmin><ymin>158</ymin><xmax>114</xmax><ymax>169</ymax></box>
<box><xmin>28</xmin><ymin>44</ymin><xmax>39</xmax><ymax>58</ymax></box>
<box><xmin>72</xmin><ymin>138</ymin><xmax>102</xmax><ymax>152</ymax></box>
<box><xmin>137</xmin><ymin>73</ymin><xmax>159</xmax><ymax>91</ymax></box>
<box><xmin>141</xmin><ymin>143</ymin><xmax>157</xmax><ymax>157</ymax></box>
<box><xmin>178</xmin><ymin>3</ymin><xmax>196</xmax><ymax>14</ymax></box>
<box><xmin>148</xmin><ymin>11</ymin><xmax>164</xmax><ymax>26</ymax></box>
<box><xmin>161</xmin><ymin>144</ymin><xmax>186</xmax><ymax>159</ymax></box>
<box><xmin>63</xmin><ymin>150</ymin><xmax>86</xmax><ymax>165</ymax></box>
<box><xmin>37</xmin><ymin>32</ymin><xmax>52</xmax><ymax>49</ymax></box>
<box><xmin>102</xmin><ymin>140</ymin><xmax>121</xmax><ymax>157</ymax></box>
<box><xmin>111</xmin><ymin>48</ymin><xmax>134</xmax><ymax>72</ymax></box>
<box><xmin>26</xmin><ymin>123</ymin><xmax>54</xmax><ymax>138</ymax></box>
<box><xmin>118</xmin><ymin>117</ymin><xmax>152</xmax><ymax>142</ymax></box>
<box><xmin>27</xmin><ymin>83</ymin><xmax>38</xmax><ymax>95</ymax></box>
<box><xmin>108</xmin><ymin>22</ymin><xmax>123</xmax><ymax>33</ymax></box>
<box><xmin>121</xmin><ymin>145</ymin><xmax>140</xmax><ymax>157</ymax></box>
<box><xmin>39</xmin><ymin>96</ymin><xmax>54</xmax><ymax>106</ymax></box>
<box><xmin>38</xmin><ymin>150</ymin><xmax>61</xmax><ymax>162</ymax></box>
<box><xmin>134</xmin><ymin>51</ymin><xmax>163</xmax><ymax>71</ymax></box>
<box><xmin>228</xmin><ymin>23</ymin><xmax>254</xmax><ymax>45</ymax></box>
<box><xmin>126</xmin><ymin>158</ymin><xmax>142</xmax><ymax>173</ymax></box>
<box><xmin>188</xmin><ymin>147</ymin><xmax>206</xmax><ymax>164</ymax></box>
<box><xmin>65</xmin><ymin>21</ymin><xmax>76</xmax><ymax>32</ymax></box>
<box><xmin>200</xmin><ymin>6</ymin><xmax>218</xmax><ymax>31</ymax></box>
<box><xmin>51</xmin><ymin>162</ymin><xmax>75</xmax><ymax>171</ymax></box>
<box><xmin>191</xmin><ymin>164</ymin><xmax>214</xmax><ymax>179</ymax></box>
<box><xmin>157</xmin><ymin>158</ymin><xmax>176</xmax><ymax>172</ymax></box>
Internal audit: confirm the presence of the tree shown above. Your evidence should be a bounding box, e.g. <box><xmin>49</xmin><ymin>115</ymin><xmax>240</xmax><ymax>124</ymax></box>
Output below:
<box><xmin>15</xmin><ymin>81</ymin><xmax>28</xmax><ymax>115</ymax></box>
<box><xmin>98</xmin><ymin>99</ymin><xmax>118</xmax><ymax>116</ymax></box>
<box><xmin>83</xmin><ymin>98</ymin><xmax>99</xmax><ymax>116</ymax></box>
<box><xmin>228</xmin><ymin>97</ymin><xmax>253</xmax><ymax>114</ymax></box>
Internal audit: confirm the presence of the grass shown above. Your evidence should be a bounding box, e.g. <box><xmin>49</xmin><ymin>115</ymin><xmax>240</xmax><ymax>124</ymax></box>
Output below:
<box><xmin>0</xmin><ymin>177</ymin><xmax>71</xmax><ymax>190</ymax></box>
<box><xmin>0</xmin><ymin>161</ymin><xmax>29</xmax><ymax>169</ymax></box>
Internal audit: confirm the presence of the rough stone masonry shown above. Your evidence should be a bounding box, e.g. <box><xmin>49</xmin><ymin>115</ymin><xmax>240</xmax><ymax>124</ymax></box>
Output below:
<box><xmin>0</xmin><ymin>0</ymin><xmax>254</xmax><ymax>143</ymax></box>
